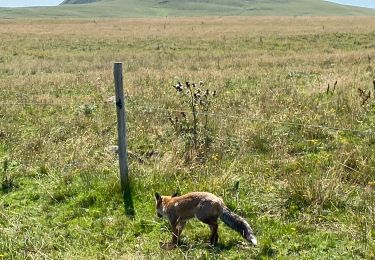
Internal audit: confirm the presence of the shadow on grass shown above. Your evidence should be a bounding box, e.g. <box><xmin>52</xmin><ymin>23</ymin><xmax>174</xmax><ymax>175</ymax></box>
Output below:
<box><xmin>210</xmin><ymin>241</ymin><xmax>239</xmax><ymax>252</ymax></box>
<box><xmin>171</xmin><ymin>239</ymin><xmax>239</xmax><ymax>253</ymax></box>
<box><xmin>122</xmin><ymin>181</ymin><xmax>135</xmax><ymax>218</ymax></box>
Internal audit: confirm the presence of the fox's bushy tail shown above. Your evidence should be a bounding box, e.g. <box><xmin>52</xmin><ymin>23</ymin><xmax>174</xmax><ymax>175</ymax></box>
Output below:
<box><xmin>220</xmin><ymin>207</ymin><xmax>257</xmax><ymax>245</ymax></box>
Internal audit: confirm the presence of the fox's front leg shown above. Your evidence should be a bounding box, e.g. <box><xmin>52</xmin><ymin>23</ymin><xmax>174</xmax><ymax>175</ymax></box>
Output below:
<box><xmin>160</xmin><ymin>222</ymin><xmax>179</xmax><ymax>250</ymax></box>
<box><xmin>172</xmin><ymin>225</ymin><xmax>179</xmax><ymax>245</ymax></box>
<box><xmin>168</xmin><ymin>216</ymin><xmax>179</xmax><ymax>246</ymax></box>
<box><xmin>171</xmin><ymin>220</ymin><xmax>186</xmax><ymax>245</ymax></box>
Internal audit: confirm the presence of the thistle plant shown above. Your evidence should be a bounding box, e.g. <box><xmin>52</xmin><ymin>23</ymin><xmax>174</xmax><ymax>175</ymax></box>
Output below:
<box><xmin>169</xmin><ymin>80</ymin><xmax>217</xmax><ymax>159</ymax></box>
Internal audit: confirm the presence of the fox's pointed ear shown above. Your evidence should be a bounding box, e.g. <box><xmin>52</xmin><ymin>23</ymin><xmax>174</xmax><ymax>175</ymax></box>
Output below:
<box><xmin>171</xmin><ymin>192</ymin><xmax>180</xmax><ymax>198</ymax></box>
<box><xmin>155</xmin><ymin>192</ymin><xmax>161</xmax><ymax>201</ymax></box>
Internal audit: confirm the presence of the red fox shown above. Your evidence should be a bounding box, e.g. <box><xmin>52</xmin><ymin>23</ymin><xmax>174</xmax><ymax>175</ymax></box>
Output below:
<box><xmin>155</xmin><ymin>191</ymin><xmax>257</xmax><ymax>247</ymax></box>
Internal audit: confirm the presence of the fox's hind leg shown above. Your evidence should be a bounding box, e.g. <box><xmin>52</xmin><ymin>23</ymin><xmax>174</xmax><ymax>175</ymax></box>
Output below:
<box><xmin>198</xmin><ymin>216</ymin><xmax>219</xmax><ymax>245</ymax></box>
<box><xmin>209</xmin><ymin>221</ymin><xmax>219</xmax><ymax>245</ymax></box>
<box><xmin>196</xmin><ymin>201</ymin><xmax>221</xmax><ymax>245</ymax></box>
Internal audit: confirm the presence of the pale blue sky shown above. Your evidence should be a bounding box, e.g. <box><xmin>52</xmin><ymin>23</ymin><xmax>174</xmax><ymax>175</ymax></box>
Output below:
<box><xmin>326</xmin><ymin>0</ymin><xmax>375</xmax><ymax>8</ymax></box>
<box><xmin>0</xmin><ymin>0</ymin><xmax>62</xmax><ymax>7</ymax></box>
<box><xmin>0</xmin><ymin>0</ymin><xmax>374</xmax><ymax>8</ymax></box>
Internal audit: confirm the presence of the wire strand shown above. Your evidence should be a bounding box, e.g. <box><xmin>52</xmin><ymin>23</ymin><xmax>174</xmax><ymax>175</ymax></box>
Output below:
<box><xmin>1</xmin><ymin>101</ymin><xmax>374</xmax><ymax>135</ymax></box>
<box><xmin>134</xmin><ymin>105</ymin><xmax>375</xmax><ymax>135</ymax></box>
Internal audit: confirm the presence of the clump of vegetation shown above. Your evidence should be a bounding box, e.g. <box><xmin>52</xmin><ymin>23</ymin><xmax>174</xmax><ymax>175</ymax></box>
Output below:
<box><xmin>1</xmin><ymin>158</ymin><xmax>15</xmax><ymax>193</ymax></box>
<box><xmin>285</xmin><ymin>170</ymin><xmax>344</xmax><ymax>213</ymax></box>
<box><xmin>168</xmin><ymin>80</ymin><xmax>216</xmax><ymax>160</ymax></box>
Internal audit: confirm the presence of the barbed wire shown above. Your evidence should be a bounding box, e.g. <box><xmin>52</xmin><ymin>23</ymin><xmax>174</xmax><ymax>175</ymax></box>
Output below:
<box><xmin>1</xmin><ymin>100</ymin><xmax>374</xmax><ymax>136</ymax></box>
<box><xmin>134</xmin><ymin>105</ymin><xmax>375</xmax><ymax>135</ymax></box>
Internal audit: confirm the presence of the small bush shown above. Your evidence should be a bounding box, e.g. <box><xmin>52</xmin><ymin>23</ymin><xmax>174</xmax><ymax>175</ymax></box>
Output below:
<box><xmin>1</xmin><ymin>158</ymin><xmax>16</xmax><ymax>193</ymax></box>
<box><xmin>76</xmin><ymin>104</ymin><xmax>96</xmax><ymax>116</ymax></box>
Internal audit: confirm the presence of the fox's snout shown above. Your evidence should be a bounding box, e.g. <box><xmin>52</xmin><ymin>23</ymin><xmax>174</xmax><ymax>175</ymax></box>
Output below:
<box><xmin>155</xmin><ymin>192</ymin><xmax>164</xmax><ymax>218</ymax></box>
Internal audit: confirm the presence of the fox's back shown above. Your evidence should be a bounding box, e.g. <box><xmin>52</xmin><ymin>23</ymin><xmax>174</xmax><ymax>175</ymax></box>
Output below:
<box><xmin>168</xmin><ymin>192</ymin><xmax>224</xmax><ymax>219</ymax></box>
<box><xmin>174</xmin><ymin>192</ymin><xmax>223</xmax><ymax>204</ymax></box>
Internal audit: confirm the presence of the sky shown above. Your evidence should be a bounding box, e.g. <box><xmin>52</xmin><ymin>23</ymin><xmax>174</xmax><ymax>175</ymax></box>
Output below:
<box><xmin>0</xmin><ymin>0</ymin><xmax>62</xmax><ymax>7</ymax></box>
<box><xmin>326</xmin><ymin>0</ymin><xmax>375</xmax><ymax>8</ymax></box>
<box><xmin>0</xmin><ymin>0</ymin><xmax>375</xmax><ymax>8</ymax></box>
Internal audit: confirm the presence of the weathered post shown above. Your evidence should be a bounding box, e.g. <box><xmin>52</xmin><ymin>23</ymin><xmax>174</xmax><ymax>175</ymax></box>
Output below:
<box><xmin>113</xmin><ymin>62</ymin><xmax>134</xmax><ymax>216</ymax></box>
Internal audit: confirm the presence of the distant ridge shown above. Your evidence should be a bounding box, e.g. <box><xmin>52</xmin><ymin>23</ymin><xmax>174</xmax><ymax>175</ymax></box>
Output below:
<box><xmin>60</xmin><ymin>0</ymin><xmax>98</xmax><ymax>4</ymax></box>
<box><xmin>1</xmin><ymin>0</ymin><xmax>375</xmax><ymax>18</ymax></box>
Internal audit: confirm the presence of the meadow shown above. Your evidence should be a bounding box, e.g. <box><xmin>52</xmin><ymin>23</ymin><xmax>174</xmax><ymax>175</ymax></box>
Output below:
<box><xmin>0</xmin><ymin>17</ymin><xmax>375</xmax><ymax>259</ymax></box>
<box><xmin>1</xmin><ymin>0</ymin><xmax>375</xmax><ymax>18</ymax></box>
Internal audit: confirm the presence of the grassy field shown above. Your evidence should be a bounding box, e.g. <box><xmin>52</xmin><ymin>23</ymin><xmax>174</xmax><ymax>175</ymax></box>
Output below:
<box><xmin>0</xmin><ymin>16</ymin><xmax>375</xmax><ymax>259</ymax></box>
<box><xmin>1</xmin><ymin>0</ymin><xmax>375</xmax><ymax>18</ymax></box>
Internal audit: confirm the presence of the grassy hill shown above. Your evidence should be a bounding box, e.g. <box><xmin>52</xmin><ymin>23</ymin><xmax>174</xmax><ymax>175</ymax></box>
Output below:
<box><xmin>0</xmin><ymin>0</ymin><xmax>375</xmax><ymax>18</ymax></box>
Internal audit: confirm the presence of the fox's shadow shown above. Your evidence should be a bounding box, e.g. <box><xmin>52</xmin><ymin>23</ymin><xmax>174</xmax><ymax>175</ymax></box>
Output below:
<box><xmin>209</xmin><ymin>241</ymin><xmax>239</xmax><ymax>253</ymax></box>
<box><xmin>160</xmin><ymin>239</ymin><xmax>238</xmax><ymax>252</ymax></box>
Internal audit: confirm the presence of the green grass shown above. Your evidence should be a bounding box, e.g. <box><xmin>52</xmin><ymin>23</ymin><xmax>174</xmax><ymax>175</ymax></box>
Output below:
<box><xmin>0</xmin><ymin>17</ymin><xmax>375</xmax><ymax>258</ymax></box>
<box><xmin>0</xmin><ymin>0</ymin><xmax>375</xmax><ymax>18</ymax></box>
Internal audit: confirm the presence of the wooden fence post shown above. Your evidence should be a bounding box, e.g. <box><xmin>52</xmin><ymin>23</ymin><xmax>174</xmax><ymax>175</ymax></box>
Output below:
<box><xmin>113</xmin><ymin>62</ymin><xmax>134</xmax><ymax>216</ymax></box>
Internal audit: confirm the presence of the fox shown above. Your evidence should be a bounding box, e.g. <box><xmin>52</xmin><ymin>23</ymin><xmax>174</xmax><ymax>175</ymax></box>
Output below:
<box><xmin>155</xmin><ymin>191</ymin><xmax>257</xmax><ymax>247</ymax></box>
